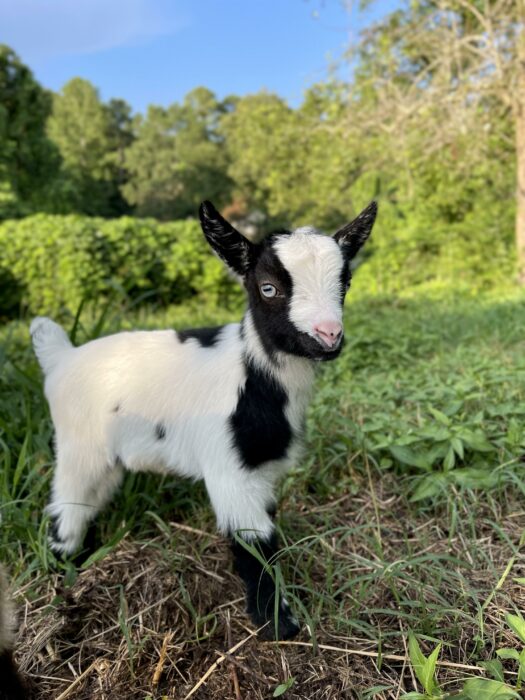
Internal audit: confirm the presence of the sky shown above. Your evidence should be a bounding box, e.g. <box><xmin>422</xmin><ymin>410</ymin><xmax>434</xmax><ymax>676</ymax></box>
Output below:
<box><xmin>1</xmin><ymin>0</ymin><xmax>401</xmax><ymax>115</ymax></box>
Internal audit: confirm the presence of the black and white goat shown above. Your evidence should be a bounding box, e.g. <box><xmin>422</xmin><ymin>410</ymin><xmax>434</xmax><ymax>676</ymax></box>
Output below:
<box><xmin>31</xmin><ymin>200</ymin><xmax>377</xmax><ymax>640</ymax></box>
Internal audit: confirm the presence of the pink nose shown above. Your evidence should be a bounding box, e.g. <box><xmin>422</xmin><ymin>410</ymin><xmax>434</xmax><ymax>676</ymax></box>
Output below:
<box><xmin>313</xmin><ymin>321</ymin><xmax>343</xmax><ymax>349</ymax></box>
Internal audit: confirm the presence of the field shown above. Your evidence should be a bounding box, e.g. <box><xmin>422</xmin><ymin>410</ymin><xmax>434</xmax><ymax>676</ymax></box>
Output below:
<box><xmin>1</xmin><ymin>286</ymin><xmax>525</xmax><ymax>699</ymax></box>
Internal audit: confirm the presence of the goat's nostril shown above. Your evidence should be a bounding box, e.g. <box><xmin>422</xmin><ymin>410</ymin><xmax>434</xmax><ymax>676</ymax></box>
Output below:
<box><xmin>313</xmin><ymin>322</ymin><xmax>343</xmax><ymax>349</ymax></box>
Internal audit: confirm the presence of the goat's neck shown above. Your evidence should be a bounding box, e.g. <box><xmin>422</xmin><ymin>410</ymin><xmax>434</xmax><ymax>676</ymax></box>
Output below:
<box><xmin>241</xmin><ymin>309</ymin><xmax>316</xmax><ymax>394</ymax></box>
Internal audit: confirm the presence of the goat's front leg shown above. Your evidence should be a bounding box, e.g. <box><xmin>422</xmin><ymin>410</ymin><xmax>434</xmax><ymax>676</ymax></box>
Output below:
<box><xmin>205</xmin><ymin>469</ymin><xmax>300</xmax><ymax>640</ymax></box>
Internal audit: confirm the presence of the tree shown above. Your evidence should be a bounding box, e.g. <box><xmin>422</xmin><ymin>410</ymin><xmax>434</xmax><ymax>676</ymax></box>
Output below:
<box><xmin>222</xmin><ymin>87</ymin><xmax>360</xmax><ymax>229</ymax></box>
<box><xmin>47</xmin><ymin>78</ymin><xmax>131</xmax><ymax>216</ymax></box>
<box><xmin>122</xmin><ymin>87</ymin><xmax>233</xmax><ymax>220</ymax></box>
<box><xmin>0</xmin><ymin>45</ymin><xmax>59</xmax><ymax>217</ymax></box>
<box><xmin>345</xmin><ymin>0</ymin><xmax>524</xmax><ymax>278</ymax></box>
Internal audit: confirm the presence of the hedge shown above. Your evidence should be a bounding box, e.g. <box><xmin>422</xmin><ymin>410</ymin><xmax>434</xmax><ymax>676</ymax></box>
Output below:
<box><xmin>0</xmin><ymin>214</ymin><xmax>241</xmax><ymax>318</ymax></box>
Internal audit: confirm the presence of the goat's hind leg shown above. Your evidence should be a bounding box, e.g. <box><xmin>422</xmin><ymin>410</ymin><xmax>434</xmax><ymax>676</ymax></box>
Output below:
<box><xmin>47</xmin><ymin>444</ymin><xmax>123</xmax><ymax>557</ymax></box>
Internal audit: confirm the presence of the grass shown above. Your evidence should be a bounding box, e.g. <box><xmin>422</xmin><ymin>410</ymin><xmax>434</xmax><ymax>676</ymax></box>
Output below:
<box><xmin>1</xmin><ymin>286</ymin><xmax>525</xmax><ymax>699</ymax></box>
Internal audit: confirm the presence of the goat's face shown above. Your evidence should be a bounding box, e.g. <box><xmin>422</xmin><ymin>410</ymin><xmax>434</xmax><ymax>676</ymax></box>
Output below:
<box><xmin>199</xmin><ymin>201</ymin><xmax>377</xmax><ymax>361</ymax></box>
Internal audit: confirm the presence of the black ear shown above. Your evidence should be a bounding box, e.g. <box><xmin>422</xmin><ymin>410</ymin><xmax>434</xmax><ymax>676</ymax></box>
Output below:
<box><xmin>334</xmin><ymin>201</ymin><xmax>377</xmax><ymax>260</ymax></box>
<box><xmin>199</xmin><ymin>201</ymin><xmax>255</xmax><ymax>276</ymax></box>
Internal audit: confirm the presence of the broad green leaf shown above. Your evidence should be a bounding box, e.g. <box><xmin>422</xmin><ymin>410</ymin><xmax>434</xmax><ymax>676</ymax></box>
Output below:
<box><xmin>480</xmin><ymin>659</ymin><xmax>505</xmax><ymax>682</ymax></box>
<box><xmin>496</xmin><ymin>648</ymin><xmax>520</xmax><ymax>661</ymax></box>
<box><xmin>451</xmin><ymin>437</ymin><xmax>464</xmax><ymax>460</ymax></box>
<box><xmin>443</xmin><ymin>445</ymin><xmax>455</xmax><ymax>471</ymax></box>
<box><xmin>408</xmin><ymin>632</ymin><xmax>437</xmax><ymax>695</ymax></box>
<box><xmin>460</xmin><ymin>431</ymin><xmax>494</xmax><ymax>453</ymax></box>
<box><xmin>506</xmin><ymin>613</ymin><xmax>525</xmax><ymax>644</ymax></box>
<box><xmin>411</xmin><ymin>474</ymin><xmax>447</xmax><ymax>502</ymax></box>
<box><xmin>461</xmin><ymin>678</ymin><xmax>520</xmax><ymax>699</ymax></box>
<box><xmin>422</xmin><ymin>642</ymin><xmax>441</xmax><ymax>695</ymax></box>
<box><xmin>428</xmin><ymin>406</ymin><xmax>451</xmax><ymax>425</ymax></box>
<box><xmin>390</xmin><ymin>445</ymin><xmax>432</xmax><ymax>470</ymax></box>
<box><xmin>273</xmin><ymin>676</ymin><xmax>295</xmax><ymax>697</ymax></box>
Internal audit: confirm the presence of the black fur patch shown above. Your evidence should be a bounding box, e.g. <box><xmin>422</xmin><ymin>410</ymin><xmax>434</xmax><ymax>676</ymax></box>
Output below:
<box><xmin>177</xmin><ymin>326</ymin><xmax>224</xmax><ymax>348</ymax></box>
<box><xmin>0</xmin><ymin>650</ymin><xmax>29</xmax><ymax>700</ymax></box>
<box><xmin>155</xmin><ymin>423</ymin><xmax>166</xmax><ymax>440</ymax></box>
<box><xmin>230</xmin><ymin>361</ymin><xmax>291</xmax><ymax>468</ymax></box>
<box><xmin>49</xmin><ymin>513</ymin><xmax>63</xmax><ymax>543</ymax></box>
<box><xmin>266</xmin><ymin>503</ymin><xmax>277</xmax><ymax>520</ymax></box>
<box><xmin>230</xmin><ymin>532</ymin><xmax>299</xmax><ymax>640</ymax></box>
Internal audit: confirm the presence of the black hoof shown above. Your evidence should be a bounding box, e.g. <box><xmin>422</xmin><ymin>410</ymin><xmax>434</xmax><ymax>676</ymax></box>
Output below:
<box><xmin>251</xmin><ymin>608</ymin><xmax>301</xmax><ymax>641</ymax></box>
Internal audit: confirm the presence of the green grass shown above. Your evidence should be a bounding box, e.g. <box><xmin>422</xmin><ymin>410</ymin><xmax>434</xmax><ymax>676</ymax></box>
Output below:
<box><xmin>1</xmin><ymin>286</ymin><xmax>525</xmax><ymax>698</ymax></box>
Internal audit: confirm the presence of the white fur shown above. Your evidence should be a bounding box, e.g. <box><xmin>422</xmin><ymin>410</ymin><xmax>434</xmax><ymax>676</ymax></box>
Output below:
<box><xmin>273</xmin><ymin>230</ymin><xmax>344</xmax><ymax>339</ymax></box>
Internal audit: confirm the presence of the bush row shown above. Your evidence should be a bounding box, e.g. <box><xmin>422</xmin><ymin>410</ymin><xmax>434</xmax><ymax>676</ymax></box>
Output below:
<box><xmin>0</xmin><ymin>215</ymin><xmax>241</xmax><ymax>318</ymax></box>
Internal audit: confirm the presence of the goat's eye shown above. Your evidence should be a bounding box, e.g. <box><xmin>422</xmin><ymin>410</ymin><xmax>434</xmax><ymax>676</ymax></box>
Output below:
<box><xmin>260</xmin><ymin>283</ymin><xmax>278</xmax><ymax>298</ymax></box>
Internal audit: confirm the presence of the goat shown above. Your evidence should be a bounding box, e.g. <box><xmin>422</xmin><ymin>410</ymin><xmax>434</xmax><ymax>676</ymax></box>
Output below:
<box><xmin>31</xmin><ymin>200</ymin><xmax>377</xmax><ymax>640</ymax></box>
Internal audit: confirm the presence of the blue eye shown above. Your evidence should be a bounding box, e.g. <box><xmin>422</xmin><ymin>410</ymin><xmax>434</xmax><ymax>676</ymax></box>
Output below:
<box><xmin>260</xmin><ymin>283</ymin><xmax>277</xmax><ymax>298</ymax></box>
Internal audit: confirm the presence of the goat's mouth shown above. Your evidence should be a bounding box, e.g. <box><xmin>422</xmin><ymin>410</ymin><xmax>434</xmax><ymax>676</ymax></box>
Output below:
<box><xmin>314</xmin><ymin>333</ymin><xmax>343</xmax><ymax>353</ymax></box>
<box><xmin>308</xmin><ymin>334</ymin><xmax>344</xmax><ymax>361</ymax></box>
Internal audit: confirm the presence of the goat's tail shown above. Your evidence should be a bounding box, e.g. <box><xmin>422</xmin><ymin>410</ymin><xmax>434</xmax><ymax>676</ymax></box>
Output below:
<box><xmin>0</xmin><ymin>567</ymin><xmax>29</xmax><ymax>700</ymax></box>
<box><xmin>30</xmin><ymin>317</ymin><xmax>73</xmax><ymax>376</ymax></box>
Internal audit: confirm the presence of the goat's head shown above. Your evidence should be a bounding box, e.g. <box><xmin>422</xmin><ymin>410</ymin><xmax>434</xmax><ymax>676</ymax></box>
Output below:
<box><xmin>199</xmin><ymin>201</ymin><xmax>377</xmax><ymax>361</ymax></box>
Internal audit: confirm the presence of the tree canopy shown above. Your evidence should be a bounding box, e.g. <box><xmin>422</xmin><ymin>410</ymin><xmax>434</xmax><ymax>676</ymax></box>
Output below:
<box><xmin>0</xmin><ymin>2</ymin><xmax>523</xmax><ymax>281</ymax></box>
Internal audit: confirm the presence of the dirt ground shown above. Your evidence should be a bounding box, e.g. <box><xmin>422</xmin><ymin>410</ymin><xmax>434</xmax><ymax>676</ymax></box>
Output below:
<box><xmin>15</xmin><ymin>493</ymin><xmax>525</xmax><ymax>700</ymax></box>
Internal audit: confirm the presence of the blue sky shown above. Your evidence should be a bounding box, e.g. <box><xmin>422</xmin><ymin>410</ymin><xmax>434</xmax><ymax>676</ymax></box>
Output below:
<box><xmin>1</xmin><ymin>0</ymin><xmax>400</xmax><ymax>114</ymax></box>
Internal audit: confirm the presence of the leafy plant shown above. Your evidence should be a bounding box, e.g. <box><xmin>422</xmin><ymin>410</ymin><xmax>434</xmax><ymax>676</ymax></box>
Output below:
<box><xmin>403</xmin><ymin>632</ymin><xmax>442</xmax><ymax>699</ymax></box>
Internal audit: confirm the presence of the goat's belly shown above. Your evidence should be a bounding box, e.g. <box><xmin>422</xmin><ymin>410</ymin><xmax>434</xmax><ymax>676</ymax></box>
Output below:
<box><xmin>111</xmin><ymin>412</ymin><xmax>234</xmax><ymax>480</ymax></box>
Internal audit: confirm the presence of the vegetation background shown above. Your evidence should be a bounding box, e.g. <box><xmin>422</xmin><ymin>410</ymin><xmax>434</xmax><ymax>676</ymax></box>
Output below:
<box><xmin>1</xmin><ymin>1</ymin><xmax>524</xmax><ymax>698</ymax></box>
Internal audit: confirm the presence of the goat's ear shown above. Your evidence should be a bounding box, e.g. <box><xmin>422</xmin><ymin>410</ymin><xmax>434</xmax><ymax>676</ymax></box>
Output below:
<box><xmin>199</xmin><ymin>201</ymin><xmax>255</xmax><ymax>276</ymax></box>
<box><xmin>333</xmin><ymin>201</ymin><xmax>377</xmax><ymax>260</ymax></box>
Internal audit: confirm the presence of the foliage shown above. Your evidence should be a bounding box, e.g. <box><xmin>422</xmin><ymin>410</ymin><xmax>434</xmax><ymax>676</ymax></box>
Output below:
<box><xmin>46</xmin><ymin>78</ymin><xmax>131</xmax><ymax>216</ymax></box>
<box><xmin>313</xmin><ymin>289</ymin><xmax>525</xmax><ymax>504</ymax></box>
<box><xmin>404</xmin><ymin>633</ymin><xmax>442</xmax><ymax>698</ymax></box>
<box><xmin>0</xmin><ymin>45</ymin><xmax>59</xmax><ymax>218</ymax></box>
<box><xmin>221</xmin><ymin>86</ymin><xmax>356</xmax><ymax>230</ymax></box>
<box><xmin>0</xmin><ymin>215</ymin><xmax>240</xmax><ymax>317</ymax></box>
<box><xmin>122</xmin><ymin>88</ymin><xmax>234</xmax><ymax>220</ymax></box>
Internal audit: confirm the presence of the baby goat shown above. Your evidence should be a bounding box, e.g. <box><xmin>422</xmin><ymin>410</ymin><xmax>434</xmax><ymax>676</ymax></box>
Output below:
<box><xmin>31</xmin><ymin>200</ymin><xmax>377</xmax><ymax>640</ymax></box>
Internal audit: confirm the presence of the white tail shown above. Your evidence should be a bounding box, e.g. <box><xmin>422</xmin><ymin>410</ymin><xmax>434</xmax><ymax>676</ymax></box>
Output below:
<box><xmin>30</xmin><ymin>317</ymin><xmax>72</xmax><ymax>375</ymax></box>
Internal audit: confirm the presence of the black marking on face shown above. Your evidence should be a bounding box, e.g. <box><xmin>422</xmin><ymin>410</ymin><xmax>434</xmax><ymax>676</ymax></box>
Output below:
<box><xmin>155</xmin><ymin>423</ymin><xmax>166</xmax><ymax>441</ymax></box>
<box><xmin>230</xmin><ymin>360</ymin><xmax>292</xmax><ymax>468</ymax></box>
<box><xmin>177</xmin><ymin>326</ymin><xmax>224</xmax><ymax>348</ymax></box>
<box><xmin>230</xmin><ymin>532</ymin><xmax>300</xmax><ymax>640</ymax></box>
<box><xmin>246</xmin><ymin>240</ymin><xmax>344</xmax><ymax>362</ymax></box>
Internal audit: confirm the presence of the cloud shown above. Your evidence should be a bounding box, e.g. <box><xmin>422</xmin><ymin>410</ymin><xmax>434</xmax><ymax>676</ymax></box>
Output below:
<box><xmin>0</xmin><ymin>0</ymin><xmax>185</xmax><ymax>60</ymax></box>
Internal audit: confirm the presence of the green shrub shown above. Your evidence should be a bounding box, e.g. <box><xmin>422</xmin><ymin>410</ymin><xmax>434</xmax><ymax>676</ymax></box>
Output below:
<box><xmin>0</xmin><ymin>214</ymin><xmax>241</xmax><ymax>318</ymax></box>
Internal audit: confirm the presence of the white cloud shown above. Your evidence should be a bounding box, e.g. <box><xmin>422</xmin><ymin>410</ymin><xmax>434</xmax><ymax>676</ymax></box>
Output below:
<box><xmin>0</xmin><ymin>0</ymin><xmax>185</xmax><ymax>60</ymax></box>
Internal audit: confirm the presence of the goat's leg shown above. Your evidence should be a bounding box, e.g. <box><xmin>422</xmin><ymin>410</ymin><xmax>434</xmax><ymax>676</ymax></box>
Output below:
<box><xmin>47</xmin><ymin>444</ymin><xmax>123</xmax><ymax>556</ymax></box>
<box><xmin>205</xmin><ymin>469</ymin><xmax>300</xmax><ymax>640</ymax></box>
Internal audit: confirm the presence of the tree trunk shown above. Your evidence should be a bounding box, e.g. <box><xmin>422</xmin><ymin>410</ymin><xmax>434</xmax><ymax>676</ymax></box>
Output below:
<box><xmin>516</xmin><ymin>12</ymin><xmax>525</xmax><ymax>283</ymax></box>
